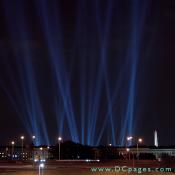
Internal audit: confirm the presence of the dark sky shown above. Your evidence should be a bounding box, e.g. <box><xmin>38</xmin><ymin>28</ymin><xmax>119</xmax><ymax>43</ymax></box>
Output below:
<box><xmin>0</xmin><ymin>0</ymin><xmax>175</xmax><ymax>146</ymax></box>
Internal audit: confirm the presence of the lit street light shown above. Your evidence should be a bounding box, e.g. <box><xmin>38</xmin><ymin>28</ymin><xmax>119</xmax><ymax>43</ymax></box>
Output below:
<box><xmin>39</xmin><ymin>163</ymin><xmax>44</xmax><ymax>175</ymax></box>
<box><xmin>126</xmin><ymin>136</ymin><xmax>133</xmax><ymax>160</ymax></box>
<box><xmin>32</xmin><ymin>135</ymin><xmax>36</xmax><ymax>145</ymax></box>
<box><xmin>32</xmin><ymin>136</ymin><xmax>36</xmax><ymax>162</ymax></box>
<box><xmin>138</xmin><ymin>138</ymin><xmax>143</xmax><ymax>143</ymax></box>
<box><xmin>20</xmin><ymin>136</ymin><xmax>24</xmax><ymax>159</ymax></box>
<box><xmin>137</xmin><ymin>138</ymin><xmax>143</xmax><ymax>159</ymax></box>
<box><xmin>127</xmin><ymin>136</ymin><xmax>133</xmax><ymax>141</ymax></box>
<box><xmin>126</xmin><ymin>148</ymin><xmax>130</xmax><ymax>152</ymax></box>
<box><xmin>58</xmin><ymin>137</ymin><xmax>62</xmax><ymax>160</ymax></box>
<box><xmin>126</xmin><ymin>136</ymin><xmax>133</xmax><ymax>148</ymax></box>
<box><xmin>126</xmin><ymin>148</ymin><xmax>130</xmax><ymax>160</ymax></box>
<box><xmin>40</xmin><ymin>147</ymin><xmax>43</xmax><ymax>160</ymax></box>
<box><xmin>11</xmin><ymin>141</ymin><xmax>15</xmax><ymax>160</ymax></box>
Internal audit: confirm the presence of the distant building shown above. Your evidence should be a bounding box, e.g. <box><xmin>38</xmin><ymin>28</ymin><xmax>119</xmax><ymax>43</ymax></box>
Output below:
<box><xmin>93</xmin><ymin>146</ymin><xmax>175</xmax><ymax>160</ymax></box>
<box><xmin>0</xmin><ymin>145</ymin><xmax>50</xmax><ymax>161</ymax></box>
<box><xmin>0</xmin><ymin>146</ymin><xmax>32</xmax><ymax>160</ymax></box>
<box><xmin>33</xmin><ymin>146</ymin><xmax>50</xmax><ymax>161</ymax></box>
<box><xmin>117</xmin><ymin>147</ymin><xmax>175</xmax><ymax>159</ymax></box>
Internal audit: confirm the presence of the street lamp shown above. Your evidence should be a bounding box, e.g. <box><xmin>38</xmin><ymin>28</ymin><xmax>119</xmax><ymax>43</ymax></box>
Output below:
<box><xmin>138</xmin><ymin>138</ymin><xmax>143</xmax><ymax>143</ymax></box>
<box><xmin>126</xmin><ymin>136</ymin><xmax>133</xmax><ymax>147</ymax></box>
<box><xmin>40</xmin><ymin>147</ymin><xmax>43</xmax><ymax>160</ymax></box>
<box><xmin>11</xmin><ymin>141</ymin><xmax>15</xmax><ymax>160</ymax></box>
<box><xmin>137</xmin><ymin>138</ymin><xmax>143</xmax><ymax>159</ymax></box>
<box><xmin>126</xmin><ymin>148</ymin><xmax>130</xmax><ymax>160</ymax></box>
<box><xmin>32</xmin><ymin>136</ymin><xmax>36</xmax><ymax>162</ymax></box>
<box><xmin>39</xmin><ymin>163</ymin><xmax>44</xmax><ymax>175</ymax></box>
<box><xmin>58</xmin><ymin>137</ymin><xmax>62</xmax><ymax>160</ymax></box>
<box><xmin>20</xmin><ymin>136</ymin><xmax>24</xmax><ymax>159</ymax></box>
<box><xmin>127</xmin><ymin>136</ymin><xmax>133</xmax><ymax>141</ymax></box>
<box><xmin>32</xmin><ymin>135</ymin><xmax>36</xmax><ymax>141</ymax></box>
<box><xmin>126</xmin><ymin>136</ymin><xmax>133</xmax><ymax>160</ymax></box>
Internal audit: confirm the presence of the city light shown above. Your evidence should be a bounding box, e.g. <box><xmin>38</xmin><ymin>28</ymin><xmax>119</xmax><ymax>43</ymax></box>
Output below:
<box><xmin>58</xmin><ymin>137</ymin><xmax>62</xmax><ymax>160</ymax></box>
<box><xmin>138</xmin><ymin>138</ymin><xmax>143</xmax><ymax>143</ymax></box>
<box><xmin>137</xmin><ymin>138</ymin><xmax>143</xmax><ymax>160</ymax></box>
<box><xmin>39</xmin><ymin>163</ymin><xmax>44</xmax><ymax>168</ymax></box>
<box><xmin>127</xmin><ymin>136</ymin><xmax>133</xmax><ymax>141</ymax></box>
<box><xmin>20</xmin><ymin>136</ymin><xmax>24</xmax><ymax>140</ymax></box>
<box><xmin>39</xmin><ymin>163</ymin><xmax>45</xmax><ymax>175</ymax></box>
<box><xmin>58</xmin><ymin>137</ymin><xmax>62</xmax><ymax>141</ymax></box>
<box><xmin>126</xmin><ymin>148</ymin><xmax>130</xmax><ymax>152</ymax></box>
<box><xmin>11</xmin><ymin>141</ymin><xmax>15</xmax><ymax>160</ymax></box>
<box><xmin>20</xmin><ymin>136</ymin><xmax>24</xmax><ymax>159</ymax></box>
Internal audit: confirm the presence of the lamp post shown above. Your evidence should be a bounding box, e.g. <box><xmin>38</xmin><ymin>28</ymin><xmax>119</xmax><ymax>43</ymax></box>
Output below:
<box><xmin>32</xmin><ymin>135</ymin><xmax>36</xmax><ymax>145</ymax></box>
<box><xmin>20</xmin><ymin>136</ymin><xmax>24</xmax><ymax>159</ymax></box>
<box><xmin>127</xmin><ymin>136</ymin><xmax>133</xmax><ymax>143</ymax></box>
<box><xmin>58</xmin><ymin>137</ymin><xmax>62</xmax><ymax>160</ymax></box>
<box><xmin>126</xmin><ymin>136</ymin><xmax>133</xmax><ymax>148</ymax></box>
<box><xmin>126</xmin><ymin>136</ymin><xmax>133</xmax><ymax>160</ymax></box>
<box><xmin>11</xmin><ymin>141</ymin><xmax>15</xmax><ymax>160</ymax></box>
<box><xmin>137</xmin><ymin>138</ymin><xmax>143</xmax><ymax>159</ymax></box>
<box><xmin>39</xmin><ymin>163</ymin><xmax>44</xmax><ymax>175</ymax></box>
<box><xmin>32</xmin><ymin>136</ymin><xmax>36</xmax><ymax>161</ymax></box>
<box><xmin>40</xmin><ymin>147</ymin><xmax>43</xmax><ymax>160</ymax></box>
<box><xmin>47</xmin><ymin>146</ymin><xmax>50</xmax><ymax>160</ymax></box>
<box><xmin>126</xmin><ymin>148</ymin><xmax>130</xmax><ymax>160</ymax></box>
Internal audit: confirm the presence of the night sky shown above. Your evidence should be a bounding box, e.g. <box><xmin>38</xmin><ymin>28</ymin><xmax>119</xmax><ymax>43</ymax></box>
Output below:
<box><xmin>0</xmin><ymin>0</ymin><xmax>175</xmax><ymax>146</ymax></box>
